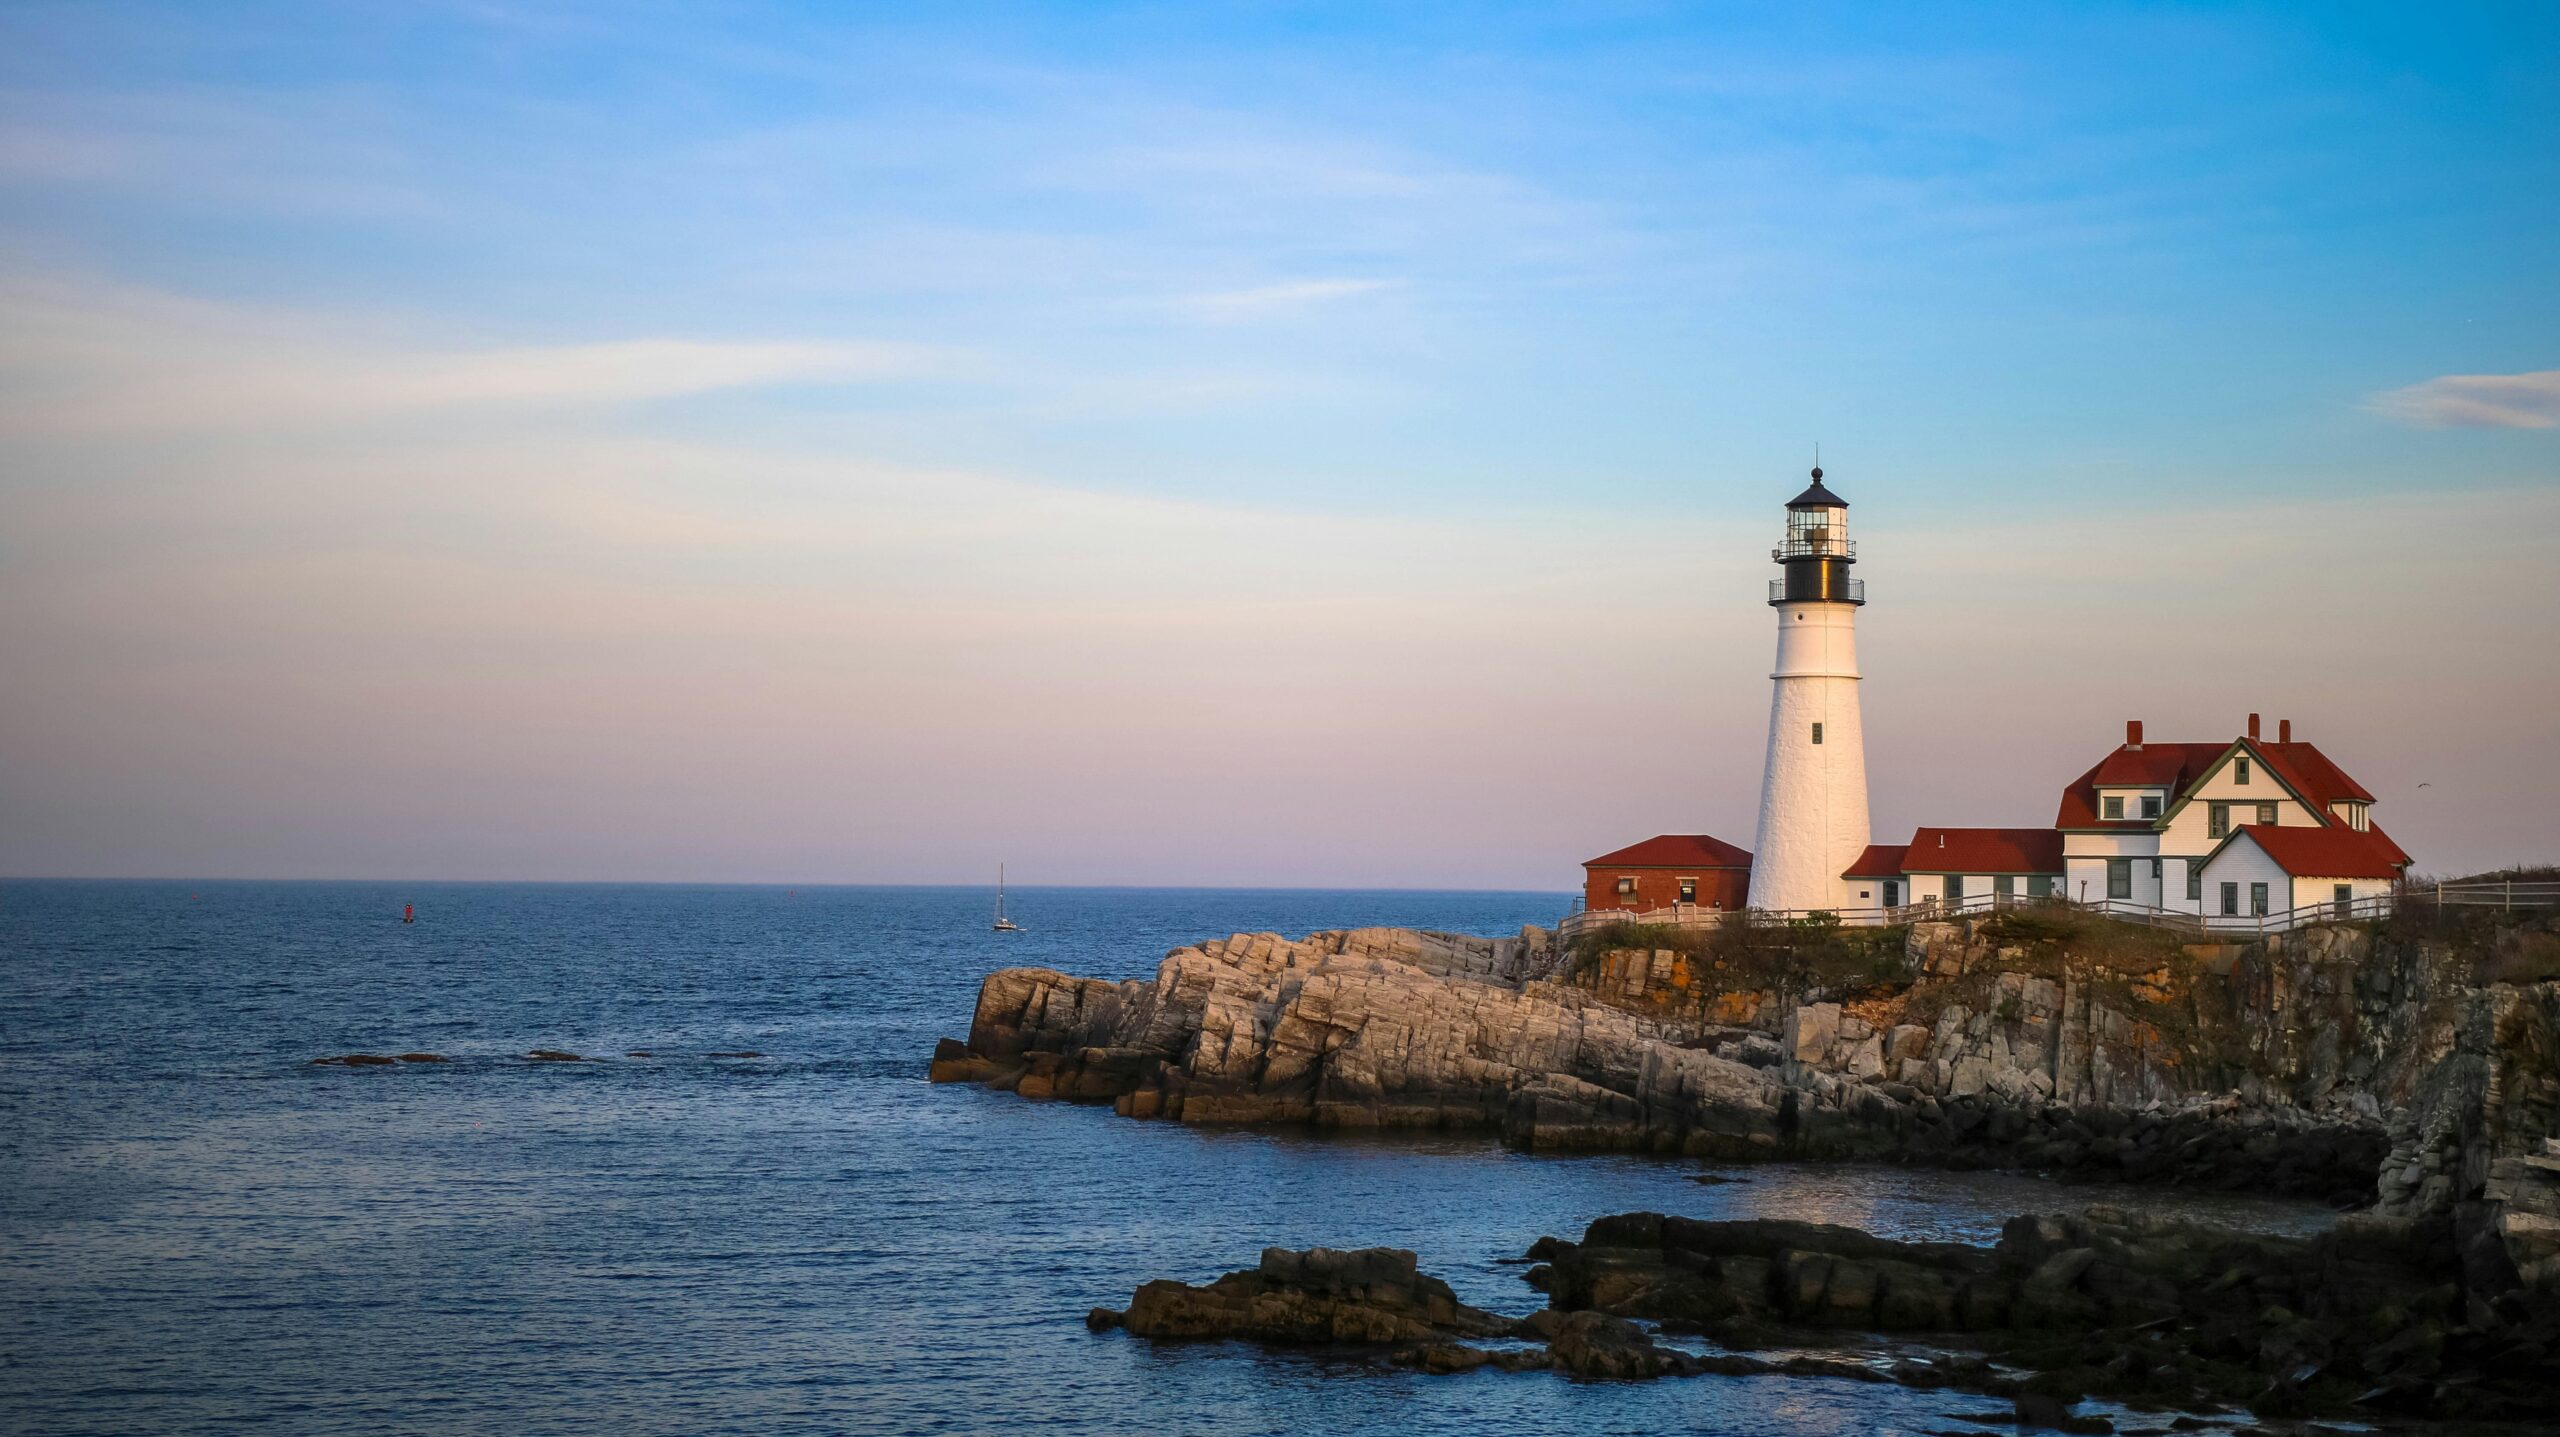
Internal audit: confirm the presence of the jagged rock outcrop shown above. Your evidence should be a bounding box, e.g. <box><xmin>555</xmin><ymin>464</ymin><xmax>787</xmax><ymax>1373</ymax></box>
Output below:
<box><xmin>1089</xmin><ymin>1244</ymin><xmax>1856</xmax><ymax>1384</ymax></box>
<box><xmin>1085</xmin><ymin>1245</ymin><xmax>1508</xmax><ymax>1345</ymax></box>
<box><xmin>935</xmin><ymin>914</ymin><xmax>2560</xmax><ymax>1209</ymax></box>
<box><xmin>1095</xmin><ymin>1209</ymin><xmax>2559</xmax><ymax>1419</ymax></box>
<box><xmin>936</xmin><ymin>925</ymin><xmax>1806</xmax><ymax>1153</ymax></box>
<box><xmin>1529</xmin><ymin>1204</ymin><xmax>2560</xmax><ymax>1421</ymax></box>
<box><xmin>2370</xmin><ymin>976</ymin><xmax>2560</xmax><ymax>1302</ymax></box>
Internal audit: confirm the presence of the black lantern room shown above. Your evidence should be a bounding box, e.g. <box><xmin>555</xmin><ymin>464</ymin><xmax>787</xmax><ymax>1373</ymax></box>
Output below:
<box><xmin>1770</xmin><ymin>466</ymin><xmax>1863</xmax><ymax>606</ymax></box>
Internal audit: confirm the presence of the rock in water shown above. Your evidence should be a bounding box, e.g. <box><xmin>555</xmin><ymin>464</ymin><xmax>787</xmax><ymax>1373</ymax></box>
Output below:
<box><xmin>1392</xmin><ymin>1341</ymin><xmax>1493</xmax><ymax>1374</ymax></box>
<box><xmin>1542</xmin><ymin>1310</ymin><xmax>1696</xmax><ymax>1380</ymax></box>
<box><xmin>1525</xmin><ymin>1203</ymin><xmax>2560</xmax><ymax>1422</ymax></box>
<box><xmin>1096</xmin><ymin>1246</ymin><xmax>1508</xmax><ymax>1346</ymax></box>
<box><xmin>926</xmin><ymin>1036</ymin><xmax>994</xmax><ymax>1083</ymax></box>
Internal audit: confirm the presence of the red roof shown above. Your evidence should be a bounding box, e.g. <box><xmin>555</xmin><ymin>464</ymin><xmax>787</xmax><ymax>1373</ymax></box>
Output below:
<box><xmin>1843</xmin><ymin>843</ymin><xmax>1909</xmax><ymax>877</ymax></box>
<box><xmin>2056</xmin><ymin>742</ymin><xmax>2226</xmax><ymax>828</ymax></box>
<box><xmin>2056</xmin><ymin>732</ymin><xmax>2378</xmax><ymax>831</ymax></box>
<box><xmin>2246</xmin><ymin>739</ymin><xmax>2375</xmax><ymax>808</ymax></box>
<box><xmin>2087</xmin><ymin>741</ymin><xmax>2227</xmax><ymax>790</ymax></box>
<box><xmin>1583</xmin><ymin>833</ymin><xmax>1752</xmax><ymax>869</ymax></box>
<box><xmin>1899</xmin><ymin>827</ymin><xmax>2065</xmax><ymax>874</ymax></box>
<box><xmin>2227</xmin><ymin>823</ymin><xmax>2410</xmax><ymax>879</ymax></box>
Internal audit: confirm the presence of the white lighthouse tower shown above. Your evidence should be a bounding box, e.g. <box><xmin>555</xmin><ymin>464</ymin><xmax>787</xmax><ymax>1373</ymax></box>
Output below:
<box><xmin>1745</xmin><ymin>466</ymin><xmax>1871</xmax><ymax>913</ymax></box>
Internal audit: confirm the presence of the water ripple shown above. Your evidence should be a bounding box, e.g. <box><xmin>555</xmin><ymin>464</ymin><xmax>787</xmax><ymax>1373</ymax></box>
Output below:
<box><xmin>0</xmin><ymin>880</ymin><xmax>2322</xmax><ymax>1436</ymax></box>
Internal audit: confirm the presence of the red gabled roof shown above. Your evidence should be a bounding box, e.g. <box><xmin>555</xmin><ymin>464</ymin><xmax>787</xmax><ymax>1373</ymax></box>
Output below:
<box><xmin>2228</xmin><ymin>823</ymin><xmax>2409</xmax><ymax>879</ymax></box>
<box><xmin>1583</xmin><ymin>833</ymin><xmax>1753</xmax><ymax>869</ymax></box>
<box><xmin>2247</xmin><ymin>739</ymin><xmax>2375</xmax><ymax>810</ymax></box>
<box><xmin>2056</xmin><ymin>731</ymin><xmax>2379</xmax><ymax>831</ymax></box>
<box><xmin>2056</xmin><ymin>742</ymin><xmax>2227</xmax><ymax>828</ymax></box>
<box><xmin>2088</xmin><ymin>741</ymin><xmax>2227</xmax><ymax>790</ymax></box>
<box><xmin>1900</xmin><ymin>827</ymin><xmax>2065</xmax><ymax>874</ymax></box>
<box><xmin>1843</xmin><ymin>843</ymin><xmax>1909</xmax><ymax>878</ymax></box>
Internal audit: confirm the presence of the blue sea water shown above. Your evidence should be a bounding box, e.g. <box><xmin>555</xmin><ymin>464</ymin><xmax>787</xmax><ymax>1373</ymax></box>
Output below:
<box><xmin>0</xmin><ymin>881</ymin><xmax>2333</xmax><ymax>1437</ymax></box>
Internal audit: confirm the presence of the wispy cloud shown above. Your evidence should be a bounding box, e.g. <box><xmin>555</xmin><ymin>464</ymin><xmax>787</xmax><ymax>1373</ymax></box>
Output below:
<box><xmin>2368</xmin><ymin>369</ymin><xmax>2560</xmax><ymax>429</ymax></box>
<box><xmin>0</xmin><ymin>278</ymin><xmax>962</xmax><ymax>434</ymax></box>
<box><xmin>1178</xmin><ymin>277</ymin><xmax>1401</xmax><ymax>323</ymax></box>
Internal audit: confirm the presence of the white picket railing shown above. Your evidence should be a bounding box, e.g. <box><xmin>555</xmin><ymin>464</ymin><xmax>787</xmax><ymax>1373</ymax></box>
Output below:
<box><xmin>1557</xmin><ymin>882</ymin><xmax>2557</xmax><ymax>944</ymax></box>
<box><xmin>2410</xmin><ymin>879</ymin><xmax>2560</xmax><ymax>911</ymax></box>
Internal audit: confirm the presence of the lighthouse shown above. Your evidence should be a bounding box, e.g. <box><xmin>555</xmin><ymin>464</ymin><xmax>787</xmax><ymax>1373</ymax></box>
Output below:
<box><xmin>1745</xmin><ymin>466</ymin><xmax>1871</xmax><ymax>913</ymax></box>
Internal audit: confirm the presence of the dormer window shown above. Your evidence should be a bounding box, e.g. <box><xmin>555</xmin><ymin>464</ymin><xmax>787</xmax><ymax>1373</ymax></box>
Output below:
<box><xmin>2141</xmin><ymin>795</ymin><xmax>2162</xmax><ymax>819</ymax></box>
<box><xmin>2103</xmin><ymin>795</ymin><xmax>2124</xmax><ymax>820</ymax></box>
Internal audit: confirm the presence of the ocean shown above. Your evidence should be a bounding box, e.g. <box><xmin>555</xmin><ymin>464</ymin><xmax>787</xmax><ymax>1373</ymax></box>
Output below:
<box><xmin>0</xmin><ymin>881</ymin><xmax>2333</xmax><ymax>1436</ymax></box>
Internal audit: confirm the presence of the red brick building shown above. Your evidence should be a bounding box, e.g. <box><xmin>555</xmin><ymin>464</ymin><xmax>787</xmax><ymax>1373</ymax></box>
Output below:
<box><xmin>1580</xmin><ymin>834</ymin><xmax>1753</xmax><ymax>914</ymax></box>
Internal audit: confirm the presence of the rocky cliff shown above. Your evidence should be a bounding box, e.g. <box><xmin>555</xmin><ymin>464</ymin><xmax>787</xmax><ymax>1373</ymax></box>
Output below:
<box><xmin>932</xmin><ymin>909</ymin><xmax>2560</xmax><ymax>1282</ymax></box>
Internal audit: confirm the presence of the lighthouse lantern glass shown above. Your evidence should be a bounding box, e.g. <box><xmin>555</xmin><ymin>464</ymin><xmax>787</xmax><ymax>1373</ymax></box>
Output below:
<box><xmin>1787</xmin><ymin>505</ymin><xmax>1847</xmax><ymax>555</ymax></box>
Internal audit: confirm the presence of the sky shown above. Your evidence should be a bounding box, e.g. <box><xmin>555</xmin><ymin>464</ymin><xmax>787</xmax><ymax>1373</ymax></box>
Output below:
<box><xmin>0</xmin><ymin>1</ymin><xmax>2554</xmax><ymax>887</ymax></box>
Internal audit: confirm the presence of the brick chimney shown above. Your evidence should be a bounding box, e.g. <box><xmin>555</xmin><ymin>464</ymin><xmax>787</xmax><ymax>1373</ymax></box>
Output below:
<box><xmin>2125</xmin><ymin>719</ymin><xmax>2143</xmax><ymax>750</ymax></box>
<box><xmin>2278</xmin><ymin>718</ymin><xmax>2291</xmax><ymax>743</ymax></box>
<box><xmin>2248</xmin><ymin>712</ymin><xmax>2261</xmax><ymax>740</ymax></box>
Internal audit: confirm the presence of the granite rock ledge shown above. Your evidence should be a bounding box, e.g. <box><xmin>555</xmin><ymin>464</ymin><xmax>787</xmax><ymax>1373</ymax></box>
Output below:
<box><xmin>932</xmin><ymin>915</ymin><xmax>2560</xmax><ymax>1229</ymax></box>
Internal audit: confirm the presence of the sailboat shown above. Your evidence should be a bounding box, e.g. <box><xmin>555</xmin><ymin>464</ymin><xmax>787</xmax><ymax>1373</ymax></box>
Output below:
<box><xmin>992</xmin><ymin>864</ymin><xmax>1021</xmax><ymax>932</ymax></box>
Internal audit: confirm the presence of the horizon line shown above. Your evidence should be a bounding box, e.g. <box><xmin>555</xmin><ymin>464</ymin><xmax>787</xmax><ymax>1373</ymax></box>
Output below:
<box><xmin>0</xmin><ymin>874</ymin><xmax>1581</xmax><ymax>896</ymax></box>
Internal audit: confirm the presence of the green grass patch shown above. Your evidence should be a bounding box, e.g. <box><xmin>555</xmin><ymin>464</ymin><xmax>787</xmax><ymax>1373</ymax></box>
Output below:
<box><xmin>1971</xmin><ymin>904</ymin><xmax>2187</xmax><ymax>972</ymax></box>
<box><xmin>1568</xmin><ymin>913</ymin><xmax>1911</xmax><ymax>995</ymax></box>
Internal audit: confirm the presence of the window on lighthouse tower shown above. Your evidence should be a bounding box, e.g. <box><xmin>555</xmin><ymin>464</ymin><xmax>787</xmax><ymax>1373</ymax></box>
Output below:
<box><xmin>1811</xmin><ymin>722</ymin><xmax>1824</xmax><ymax>745</ymax></box>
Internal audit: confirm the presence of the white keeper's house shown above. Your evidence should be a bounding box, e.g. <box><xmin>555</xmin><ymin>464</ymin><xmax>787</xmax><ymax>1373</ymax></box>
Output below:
<box><xmin>2047</xmin><ymin>714</ymin><xmax>2410</xmax><ymax>921</ymax></box>
<box><xmin>1824</xmin><ymin>714</ymin><xmax>2411</xmax><ymax>921</ymax></box>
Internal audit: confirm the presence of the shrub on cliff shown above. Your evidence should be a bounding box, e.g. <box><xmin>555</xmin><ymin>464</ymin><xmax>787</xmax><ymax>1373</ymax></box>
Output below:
<box><xmin>1972</xmin><ymin>904</ymin><xmax>2185</xmax><ymax>972</ymax></box>
<box><xmin>1568</xmin><ymin>914</ymin><xmax>1908</xmax><ymax>995</ymax></box>
<box><xmin>2381</xmin><ymin>878</ymin><xmax>2560</xmax><ymax>981</ymax></box>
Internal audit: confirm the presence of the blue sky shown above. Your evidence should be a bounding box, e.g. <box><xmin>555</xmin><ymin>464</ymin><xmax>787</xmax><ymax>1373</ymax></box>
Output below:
<box><xmin>1</xmin><ymin>2</ymin><xmax>2554</xmax><ymax>883</ymax></box>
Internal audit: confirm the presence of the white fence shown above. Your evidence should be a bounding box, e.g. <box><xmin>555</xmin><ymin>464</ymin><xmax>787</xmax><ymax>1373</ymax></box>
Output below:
<box><xmin>2412</xmin><ymin>879</ymin><xmax>2560</xmax><ymax>911</ymax></box>
<box><xmin>1555</xmin><ymin>903</ymin><xmax>1729</xmax><ymax>942</ymax></box>
<box><xmin>1557</xmin><ymin>881</ymin><xmax>2557</xmax><ymax>944</ymax></box>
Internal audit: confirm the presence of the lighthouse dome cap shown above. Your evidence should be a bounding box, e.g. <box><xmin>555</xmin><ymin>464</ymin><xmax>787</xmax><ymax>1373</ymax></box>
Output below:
<box><xmin>1786</xmin><ymin>465</ymin><xmax>1848</xmax><ymax>509</ymax></box>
